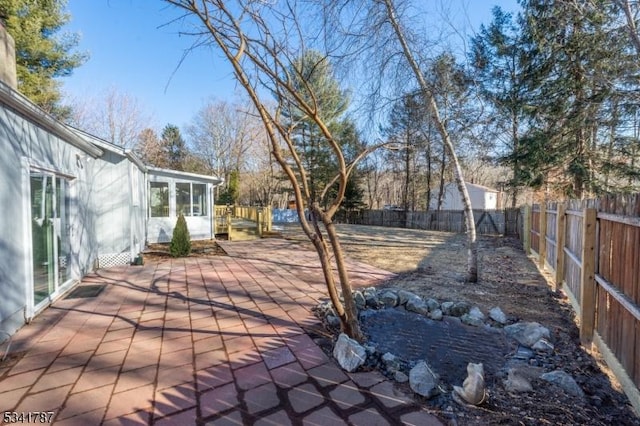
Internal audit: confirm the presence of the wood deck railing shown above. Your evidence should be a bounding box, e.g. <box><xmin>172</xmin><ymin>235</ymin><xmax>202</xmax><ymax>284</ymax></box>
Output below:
<box><xmin>214</xmin><ymin>205</ymin><xmax>272</xmax><ymax>240</ymax></box>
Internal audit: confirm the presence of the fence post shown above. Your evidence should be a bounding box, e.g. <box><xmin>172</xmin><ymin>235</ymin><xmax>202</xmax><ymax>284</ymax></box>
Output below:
<box><xmin>580</xmin><ymin>207</ymin><xmax>597</xmax><ymax>345</ymax></box>
<box><xmin>539</xmin><ymin>202</ymin><xmax>547</xmax><ymax>269</ymax></box>
<box><xmin>226</xmin><ymin>209</ymin><xmax>233</xmax><ymax>241</ymax></box>
<box><xmin>523</xmin><ymin>205</ymin><xmax>531</xmax><ymax>255</ymax></box>
<box><xmin>554</xmin><ymin>203</ymin><xmax>566</xmax><ymax>292</ymax></box>
<box><xmin>266</xmin><ymin>206</ymin><xmax>272</xmax><ymax>232</ymax></box>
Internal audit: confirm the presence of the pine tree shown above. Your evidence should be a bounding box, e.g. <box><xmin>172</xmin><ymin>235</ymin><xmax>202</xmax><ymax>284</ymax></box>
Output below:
<box><xmin>470</xmin><ymin>7</ymin><xmax>531</xmax><ymax>206</ymax></box>
<box><xmin>170</xmin><ymin>213</ymin><xmax>191</xmax><ymax>257</ymax></box>
<box><xmin>519</xmin><ymin>0</ymin><xmax>631</xmax><ymax>197</ymax></box>
<box><xmin>161</xmin><ymin>124</ymin><xmax>187</xmax><ymax>171</ymax></box>
<box><xmin>278</xmin><ymin>50</ymin><xmax>350</xmax><ymax>206</ymax></box>
<box><xmin>0</xmin><ymin>0</ymin><xmax>86</xmax><ymax>117</ymax></box>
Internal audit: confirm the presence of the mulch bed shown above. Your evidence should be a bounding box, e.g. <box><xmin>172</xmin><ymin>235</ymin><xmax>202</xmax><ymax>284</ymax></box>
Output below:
<box><xmin>142</xmin><ymin>240</ymin><xmax>227</xmax><ymax>261</ymax></box>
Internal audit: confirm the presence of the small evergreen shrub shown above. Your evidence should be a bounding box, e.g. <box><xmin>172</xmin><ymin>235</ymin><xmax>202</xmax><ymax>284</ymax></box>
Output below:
<box><xmin>170</xmin><ymin>213</ymin><xmax>191</xmax><ymax>257</ymax></box>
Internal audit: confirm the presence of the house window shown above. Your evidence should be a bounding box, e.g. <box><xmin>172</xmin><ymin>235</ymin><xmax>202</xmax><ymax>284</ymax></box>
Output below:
<box><xmin>192</xmin><ymin>184</ymin><xmax>207</xmax><ymax>216</ymax></box>
<box><xmin>150</xmin><ymin>182</ymin><xmax>169</xmax><ymax>217</ymax></box>
<box><xmin>176</xmin><ymin>182</ymin><xmax>208</xmax><ymax>216</ymax></box>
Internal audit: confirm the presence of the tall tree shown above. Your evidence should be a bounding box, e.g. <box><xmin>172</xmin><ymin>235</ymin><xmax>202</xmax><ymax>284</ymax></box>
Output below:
<box><xmin>384</xmin><ymin>93</ymin><xmax>428</xmax><ymax>211</ymax></box>
<box><xmin>161</xmin><ymin>124</ymin><xmax>187</xmax><ymax>171</ymax></box>
<box><xmin>187</xmin><ymin>99</ymin><xmax>259</xmax><ymax>198</ymax></box>
<box><xmin>519</xmin><ymin>0</ymin><xmax>630</xmax><ymax>198</ymax></box>
<box><xmin>470</xmin><ymin>7</ymin><xmax>530</xmax><ymax>206</ymax></box>
<box><xmin>135</xmin><ymin>128</ymin><xmax>168</xmax><ymax>168</ymax></box>
<box><xmin>0</xmin><ymin>0</ymin><xmax>86</xmax><ymax>117</ymax></box>
<box><xmin>279</xmin><ymin>50</ymin><xmax>350</xmax><ymax>207</ymax></box>
<box><xmin>379</xmin><ymin>0</ymin><xmax>479</xmax><ymax>282</ymax></box>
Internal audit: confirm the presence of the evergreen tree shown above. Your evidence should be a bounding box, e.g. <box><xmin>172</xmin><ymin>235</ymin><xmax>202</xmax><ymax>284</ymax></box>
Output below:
<box><xmin>218</xmin><ymin>169</ymin><xmax>239</xmax><ymax>205</ymax></box>
<box><xmin>170</xmin><ymin>213</ymin><xmax>191</xmax><ymax>257</ymax></box>
<box><xmin>327</xmin><ymin>119</ymin><xmax>366</xmax><ymax>210</ymax></box>
<box><xmin>470</xmin><ymin>7</ymin><xmax>531</xmax><ymax>206</ymax></box>
<box><xmin>519</xmin><ymin>0</ymin><xmax>632</xmax><ymax>197</ymax></box>
<box><xmin>0</xmin><ymin>0</ymin><xmax>86</xmax><ymax>117</ymax></box>
<box><xmin>278</xmin><ymin>50</ymin><xmax>350</xmax><ymax>206</ymax></box>
<box><xmin>161</xmin><ymin>124</ymin><xmax>187</xmax><ymax>171</ymax></box>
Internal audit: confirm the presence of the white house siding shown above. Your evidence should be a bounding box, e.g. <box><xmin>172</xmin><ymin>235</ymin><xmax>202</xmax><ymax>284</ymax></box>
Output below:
<box><xmin>0</xmin><ymin>99</ymin><xmax>100</xmax><ymax>335</ymax></box>
<box><xmin>87</xmin><ymin>151</ymin><xmax>139</xmax><ymax>267</ymax></box>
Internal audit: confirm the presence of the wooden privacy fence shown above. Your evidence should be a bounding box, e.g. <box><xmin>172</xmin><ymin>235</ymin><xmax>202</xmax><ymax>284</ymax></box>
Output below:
<box><xmin>336</xmin><ymin>208</ymin><xmax>521</xmax><ymax>236</ymax></box>
<box><xmin>523</xmin><ymin>195</ymin><xmax>640</xmax><ymax>412</ymax></box>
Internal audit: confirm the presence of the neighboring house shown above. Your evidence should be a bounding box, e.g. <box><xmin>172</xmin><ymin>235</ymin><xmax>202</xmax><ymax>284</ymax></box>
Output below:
<box><xmin>432</xmin><ymin>182</ymin><xmax>503</xmax><ymax>210</ymax></box>
<box><xmin>0</xmin><ymin>24</ymin><xmax>222</xmax><ymax>338</ymax></box>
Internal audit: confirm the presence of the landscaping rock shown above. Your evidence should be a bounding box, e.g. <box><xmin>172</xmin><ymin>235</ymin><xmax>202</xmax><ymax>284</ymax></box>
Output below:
<box><xmin>469</xmin><ymin>307</ymin><xmax>485</xmax><ymax>321</ymax></box>
<box><xmin>353</xmin><ymin>291</ymin><xmax>366</xmax><ymax>309</ymax></box>
<box><xmin>397</xmin><ymin>289</ymin><xmax>419</xmax><ymax>305</ymax></box>
<box><xmin>406</xmin><ymin>298</ymin><xmax>429</xmax><ymax>315</ymax></box>
<box><xmin>489</xmin><ymin>307</ymin><xmax>508</xmax><ymax>324</ymax></box>
<box><xmin>363</xmin><ymin>288</ymin><xmax>379</xmax><ymax>308</ymax></box>
<box><xmin>425</xmin><ymin>298</ymin><xmax>440</xmax><ymax>312</ymax></box>
<box><xmin>461</xmin><ymin>313</ymin><xmax>485</xmax><ymax>327</ymax></box>
<box><xmin>441</xmin><ymin>301</ymin><xmax>454</xmax><ymax>315</ymax></box>
<box><xmin>381</xmin><ymin>352</ymin><xmax>402</xmax><ymax>372</ymax></box>
<box><xmin>513</xmin><ymin>345</ymin><xmax>534</xmax><ymax>361</ymax></box>
<box><xmin>326</xmin><ymin>315</ymin><xmax>341</xmax><ymax>327</ymax></box>
<box><xmin>379</xmin><ymin>290</ymin><xmax>399</xmax><ymax>308</ymax></box>
<box><xmin>429</xmin><ymin>309</ymin><xmax>443</xmax><ymax>321</ymax></box>
<box><xmin>504</xmin><ymin>322</ymin><xmax>550</xmax><ymax>348</ymax></box>
<box><xmin>541</xmin><ymin>370</ymin><xmax>584</xmax><ymax>398</ymax></box>
<box><xmin>409</xmin><ymin>361</ymin><xmax>440</xmax><ymax>398</ymax></box>
<box><xmin>449</xmin><ymin>301</ymin><xmax>472</xmax><ymax>317</ymax></box>
<box><xmin>395</xmin><ymin>371</ymin><xmax>409</xmax><ymax>383</ymax></box>
<box><xmin>333</xmin><ymin>333</ymin><xmax>367</xmax><ymax>372</ymax></box>
<box><xmin>504</xmin><ymin>368</ymin><xmax>533</xmax><ymax>393</ymax></box>
<box><xmin>532</xmin><ymin>338</ymin><xmax>554</xmax><ymax>353</ymax></box>
<box><xmin>461</xmin><ymin>307</ymin><xmax>485</xmax><ymax>326</ymax></box>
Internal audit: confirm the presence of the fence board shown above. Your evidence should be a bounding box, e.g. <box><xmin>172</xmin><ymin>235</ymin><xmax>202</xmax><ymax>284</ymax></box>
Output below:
<box><xmin>545</xmin><ymin>206</ymin><xmax>557</xmax><ymax>272</ymax></box>
<box><xmin>564</xmin><ymin>211</ymin><xmax>583</xmax><ymax>301</ymax></box>
<box><xmin>579</xmin><ymin>208</ymin><xmax>597</xmax><ymax>344</ymax></box>
<box><xmin>531</xmin><ymin>205</ymin><xmax>540</xmax><ymax>253</ymax></box>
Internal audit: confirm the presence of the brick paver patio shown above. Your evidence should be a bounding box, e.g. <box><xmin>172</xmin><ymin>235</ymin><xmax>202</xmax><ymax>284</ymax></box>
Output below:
<box><xmin>0</xmin><ymin>239</ymin><xmax>443</xmax><ymax>425</ymax></box>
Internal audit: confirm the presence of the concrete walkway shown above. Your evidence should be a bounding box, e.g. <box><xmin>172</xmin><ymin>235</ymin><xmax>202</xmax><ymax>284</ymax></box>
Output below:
<box><xmin>0</xmin><ymin>239</ymin><xmax>443</xmax><ymax>425</ymax></box>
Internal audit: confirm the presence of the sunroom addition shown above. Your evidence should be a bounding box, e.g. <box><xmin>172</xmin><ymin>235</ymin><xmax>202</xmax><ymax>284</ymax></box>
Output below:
<box><xmin>147</xmin><ymin>167</ymin><xmax>223</xmax><ymax>243</ymax></box>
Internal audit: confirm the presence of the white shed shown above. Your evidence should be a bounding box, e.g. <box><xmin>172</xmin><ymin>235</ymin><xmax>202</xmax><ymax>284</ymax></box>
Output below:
<box><xmin>433</xmin><ymin>182</ymin><xmax>502</xmax><ymax>210</ymax></box>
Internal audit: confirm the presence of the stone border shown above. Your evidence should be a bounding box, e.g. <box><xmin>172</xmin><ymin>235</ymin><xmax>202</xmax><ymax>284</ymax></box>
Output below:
<box><xmin>314</xmin><ymin>287</ymin><xmax>586</xmax><ymax>404</ymax></box>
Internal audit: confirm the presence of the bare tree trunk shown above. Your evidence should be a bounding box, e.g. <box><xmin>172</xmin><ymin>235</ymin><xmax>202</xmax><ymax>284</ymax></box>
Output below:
<box><xmin>316</xmin><ymin>204</ymin><xmax>362</xmax><ymax>338</ymax></box>
<box><xmin>162</xmin><ymin>1</ymin><xmax>368</xmax><ymax>337</ymax></box>
<box><xmin>383</xmin><ymin>0</ymin><xmax>478</xmax><ymax>282</ymax></box>
<box><xmin>437</xmin><ymin>149</ymin><xmax>446</xmax><ymax>211</ymax></box>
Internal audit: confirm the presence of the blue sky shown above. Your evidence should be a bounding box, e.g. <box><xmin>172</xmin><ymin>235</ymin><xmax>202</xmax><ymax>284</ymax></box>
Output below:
<box><xmin>62</xmin><ymin>0</ymin><xmax>520</xmax><ymax>133</ymax></box>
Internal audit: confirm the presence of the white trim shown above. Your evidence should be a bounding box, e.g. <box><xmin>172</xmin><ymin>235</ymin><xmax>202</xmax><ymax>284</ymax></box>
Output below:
<box><xmin>24</xmin><ymin>163</ymin><xmax>80</xmax><ymax>320</ymax></box>
<box><xmin>21</xmin><ymin>158</ymin><xmax>35</xmax><ymax>321</ymax></box>
<box><xmin>148</xmin><ymin>166</ymin><xmax>224</xmax><ymax>185</ymax></box>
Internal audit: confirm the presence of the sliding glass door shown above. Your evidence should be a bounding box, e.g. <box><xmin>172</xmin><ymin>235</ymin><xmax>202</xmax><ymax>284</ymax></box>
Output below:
<box><xmin>30</xmin><ymin>172</ymin><xmax>71</xmax><ymax>308</ymax></box>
